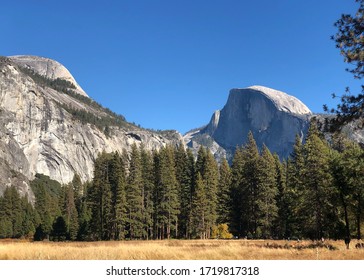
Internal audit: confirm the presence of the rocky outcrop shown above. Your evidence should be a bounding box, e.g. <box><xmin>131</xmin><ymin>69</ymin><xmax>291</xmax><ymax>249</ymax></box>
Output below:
<box><xmin>0</xmin><ymin>56</ymin><xmax>182</xmax><ymax>199</ymax></box>
<box><xmin>9</xmin><ymin>55</ymin><xmax>88</xmax><ymax>97</ymax></box>
<box><xmin>185</xmin><ymin>86</ymin><xmax>312</xmax><ymax>160</ymax></box>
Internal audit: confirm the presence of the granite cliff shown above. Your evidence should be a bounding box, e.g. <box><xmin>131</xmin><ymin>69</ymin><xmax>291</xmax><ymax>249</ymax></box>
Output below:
<box><xmin>0</xmin><ymin>56</ymin><xmax>182</xmax><ymax>200</ymax></box>
<box><xmin>185</xmin><ymin>86</ymin><xmax>312</xmax><ymax>160</ymax></box>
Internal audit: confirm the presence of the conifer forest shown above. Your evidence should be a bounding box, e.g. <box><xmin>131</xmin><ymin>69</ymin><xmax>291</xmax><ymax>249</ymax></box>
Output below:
<box><xmin>0</xmin><ymin>120</ymin><xmax>363</xmax><ymax>242</ymax></box>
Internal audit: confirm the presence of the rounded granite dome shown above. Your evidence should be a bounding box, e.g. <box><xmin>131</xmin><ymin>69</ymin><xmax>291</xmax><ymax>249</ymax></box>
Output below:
<box><xmin>243</xmin><ymin>85</ymin><xmax>311</xmax><ymax>115</ymax></box>
<box><xmin>8</xmin><ymin>55</ymin><xmax>88</xmax><ymax>97</ymax></box>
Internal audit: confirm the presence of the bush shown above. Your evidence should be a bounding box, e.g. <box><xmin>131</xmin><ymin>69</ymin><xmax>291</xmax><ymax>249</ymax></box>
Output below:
<box><xmin>211</xmin><ymin>224</ymin><xmax>233</xmax><ymax>239</ymax></box>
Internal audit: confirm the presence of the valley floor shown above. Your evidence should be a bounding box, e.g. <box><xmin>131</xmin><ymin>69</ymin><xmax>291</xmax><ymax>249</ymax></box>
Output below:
<box><xmin>0</xmin><ymin>239</ymin><xmax>364</xmax><ymax>260</ymax></box>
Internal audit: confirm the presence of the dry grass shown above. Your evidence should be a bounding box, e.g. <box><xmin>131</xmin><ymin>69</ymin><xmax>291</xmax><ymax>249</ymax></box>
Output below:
<box><xmin>0</xmin><ymin>239</ymin><xmax>364</xmax><ymax>260</ymax></box>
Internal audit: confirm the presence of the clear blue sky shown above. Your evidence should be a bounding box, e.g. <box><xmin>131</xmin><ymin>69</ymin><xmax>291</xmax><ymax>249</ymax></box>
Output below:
<box><xmin>2</xmin><ymin>0</ymin><xmax>361</xmax><ymax>133</ymax></box>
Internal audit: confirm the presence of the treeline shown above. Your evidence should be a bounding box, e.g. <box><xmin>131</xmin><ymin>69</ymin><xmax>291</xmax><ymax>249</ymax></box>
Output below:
<box><xmin>0</xmin><ymin>120</ymin><xmax>363</xmax><ymax>241</ymax></box>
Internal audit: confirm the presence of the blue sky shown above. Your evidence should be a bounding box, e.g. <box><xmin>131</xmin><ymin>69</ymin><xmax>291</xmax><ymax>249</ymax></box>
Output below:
<box><xmin>2</xmin><ymin>0</ymin><xmax>361</xmax><ymax>133</ymax></box>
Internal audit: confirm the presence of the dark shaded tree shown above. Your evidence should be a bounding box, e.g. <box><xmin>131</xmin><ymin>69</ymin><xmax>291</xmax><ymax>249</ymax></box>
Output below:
<box><xmin>325</xmin><ymin>0</ymin><xmax>364</xmax><ymax>130</ymax></box>
<box><xmin>217</xmin><ymin>158</ymin><xmax>232</xmax><ymax>225</ymax></box>
<box><xmin>126</xmin><ymin>144</ymin><xmax>144</xmax><ymax>239</ymax></box>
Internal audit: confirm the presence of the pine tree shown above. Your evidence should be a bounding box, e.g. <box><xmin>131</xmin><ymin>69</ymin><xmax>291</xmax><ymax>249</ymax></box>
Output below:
<box><xmin>153</xmin><ymin>146</ymin><xmax>180</xmax><ymax>239</ymax></box>
<box><xmin>330</xmin><ymin>148</ymin><xmax>351</xmax><ymax>241</ymax></box>
<box><xmin>325</xmin><ymin>0</ymin><xmax>364</xmax><ymax>130</ymax></box>
<box><xmin>217</xmin><ymin>158</ymin><xmax>232</xmax><ymax>225</ymax></box>
<box><xmin>286</xmin><ymin>134</ymin><xmax>306</xmax><ymax>238</ymax></box>
<box><xmin>126</xmin><ymin>144</ymin><xmax>144</xmax><ymax>239</ymax></box>
<box><xmin>33</xmin><ymin>184</ymin><xmax>54</xmax><ymax>238</ymax></box>
<box><xmin>88</xmin><ymin>152</ymin><xmax>113</xmax><ymax>240</ymax></box>
<box><xmin>257</xmin><ymin>145</ymin><xmax>278</xmax><ymax>238</ymax></box>
<box><xmin>140</xmin><ymin>146</ymin><xmax>155</xmax><ymax>239</ymax></box>
<box><xmin>20</xmin><ymin>195</ymin><xmax>37</xmax><ymax>238</ymax></box>
<box><xmin>62</xmin><ymin>184</ymin><xmax>79</xmax><ymax>240</ymax></box>
<box><xmin>241</xmin><ymin>131</ymin><xmax>261</xmax><ymax>238</ymax></box>
<box><xmin>71</xmin><ymin>173</ymin><xmax>83</xmax><ymax>198</ymax></box>
<box><xmin>335</xmin><ymin>139</ymin><xmax>364</xmax><ymax>239</ymax></box>
<box><xmin>203</xmin><ymin>151</ymin><xmax>219</xmax><ymax>238</ymax></box>
<box><xmin>31</xmin><ymin>174</ymin><xmax>62</xmax><ymax>238</ymax></box>
<box><xmin>50</xmin><ymin>216</ymin><xmax>68</xmax><ymax>241</ymax></box>
<box><xmin>230</xmin><ymin>146</ymin><xmax>245</xmax><ymax>236</ymax></box>
<box><xmin>191</xmin><ymin>173</ymin><xmax>207</xmax><ymax>239</ymax></box>
<box><xmin>0</xmin><ymin>187</ymin><xmax>23</xmax><ymax>238</ymax></box>
<box><xmin>301</xmin><ymin>121</ymin><xmax>335</xmax><ymax>239</ymax></box>
<box><xmin>174</xmin><ymin>145</ymin><xmax>194</xmax><ymax>238</ymax></box>
<box><xmin>77</xmin><ymin>182</ymin><xmax>92</xmax><ymax>241</ymax></box>
<box><xmin>109</xmin><ymin>152</ymin><xmax>127</xmax><ymax>240</ymax></box>
<box><xmin>273</xmin><ymin>155</ymin><xmax>288</xmax><ymax>239</ymax></box>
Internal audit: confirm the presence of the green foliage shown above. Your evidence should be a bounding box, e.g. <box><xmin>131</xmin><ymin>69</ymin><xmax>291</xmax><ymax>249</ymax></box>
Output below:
<box><xmin>50</xmin><ymin>216</ymin><xmax>68</xmax><ymax>241</ymax></box>
<box><xmin>153</xmin><ymin>145</ymin><xmax>180</xmax><ymax>239</ymax></box>
<box><xmin>34</xmin><ymin>224</ymin><xmax>47</xmax><ymax>241</ymax></box>
<box><xmin>0</xmin><ymin>187</ymin><xmax>36</xmax><ymax>239</ymax></box>
<box><xmin>1</xmin><ymin>127</ymin><xmax>364</xmax><ymax>242</ymax></box>
<box><xmin>217</xmin><ymin>158</ymin><xmax>232</xmax><ymax>225</ymax></box>
<box><xmin>31</xmin><ymin>174</ymin><xmax>62</xmax><ymax>236</ymax></box>
<box><xmin>257</xmin><ymin>145</ymin><xmax>278</xmax><ymax>238</ymax></box>
<box><xmin>301</xmin><ymin>121</ymin><xmax>335</xmax><ymax>239</ymax></box>
<box><xmin>126</xmin><ymin>144</ymin><xmax>145</xmax><ymax>239</ymax></box>
<box><xmin>175</xmin><ymin>146</ymin><xmax>195</xmax><ymax>238</ymax></box>
<box><xmin>325</xmin><ymin>0</ymin><xmax>364</xmax><ymax>130</ymax></box>
<box><xmin>191</xmin><ymin>173</ymin><xmax>208</xmax><ymax>239</ymax></box>
<box><xmin>140</xmin><ymin>146</ymin><xmax>154</xmax><ymax>239</ymax></box>
<box><xmin>61</xmin><ymin>184</ymin><xmax>79</xmax><ymax>240</ymax></box>
<box><xmin>332</xmin><ymin>0</ymin><xmax>364</xmax><ymax>79</ymax></box>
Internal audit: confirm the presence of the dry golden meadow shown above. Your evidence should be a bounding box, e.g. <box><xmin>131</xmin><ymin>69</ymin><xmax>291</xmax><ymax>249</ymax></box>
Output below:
<box><xmin>1</xmin><ymin>239</ymin><xmax>364</xmax><ymax>260</ymax></box>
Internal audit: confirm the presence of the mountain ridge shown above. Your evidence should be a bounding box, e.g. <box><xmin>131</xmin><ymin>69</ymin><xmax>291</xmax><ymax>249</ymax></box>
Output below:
<box><xmin>1</xmin><ymin>55</ymin><xmax>363</xmax><ymax>201</ymax></box>
<box><xmin>184</xmin><ymin>86</ymin><xmax>313</xmax><ymax>160</ymax></box>
<box><xmin>0</xmin><ymin>55</ymin><xmax>183</xmax><ymax>201</ymax></box>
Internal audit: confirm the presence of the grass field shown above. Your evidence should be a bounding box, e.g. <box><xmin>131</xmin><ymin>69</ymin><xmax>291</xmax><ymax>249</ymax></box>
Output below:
<box><xmin>0</xmin><ymin>239</ymin><xmax>364</xmax><ymax>260</ymax></box>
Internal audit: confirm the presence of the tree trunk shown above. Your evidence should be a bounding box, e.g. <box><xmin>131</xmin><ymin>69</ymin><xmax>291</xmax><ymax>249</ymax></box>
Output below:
<box><xmin>340</xmin><ymin>192</ymin><xmax>351</xmax><ymax>249</ymax></box>
<box><xmin>357</xmin><ymin>193</ymin><xmax>362</xmax><ymax>240</ymax></box>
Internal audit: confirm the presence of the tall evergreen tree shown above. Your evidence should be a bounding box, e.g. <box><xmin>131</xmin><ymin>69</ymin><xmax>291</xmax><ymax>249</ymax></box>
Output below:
<box><xmin>140</xmin><ymin>146</ymin><xmax>155</xmax><ymax>239</ymax></box>
<box><xmin>230</xmin><ymin>146</ymin><xmax>246</xmax><ymax>236</ymax></box>
<box><xmin>154</xmin><ymin>146</ymin><xmax>180</xmax><ymax>239</ymax></box>
<box><xmin>88</xmin><ymin>152</ymin><xmax>113</xmax><ymax>240</ymax></box>
<box><xmin>286</xmin><ymin>134</ymin><xmax>306</xmax><ymax>238</ymax></box>
<box><xmin>203</xmin><ymin>151</ymin><xmax>219</xmax><ymax>238</ymax></box>
<box><xmin>20</xmin><ymin>195</ymin><xmax>37</xmax><ymax>238</ymax></box>
<box><xmin>174</xmin><ymin>145</ymin><xmax>194</xmax><ymax>238</ymax></box>
<box><xmin>109</xmin><ymin>152</ymin><xmax>128</xmax><ymax>240</ymax></box>
<box><xmin>257</xmin><ymin>145</ymin><xmax>278</xmax><ymax>238</ymax></box>
<box><xmin>217</xmin><ymin>158</ymin><xmax>232</xmax><ymax>225</ymax></box>
<box><xmin>241</xmin><ymin>131</ymin><xmax>261</xmax><ymax>238</ymax></box>
<box><xmin>301</xmin><ymin>121</ymin><xmax>335</xmax><ymax>239</ymax></box>
<box><xmin>62</xmin><ymin>184</ymin><xmax>79</xmax><ymax>240</ymax></box>
<box><xmin>31</xmin><ymin>174</ymin><xmax>63</xmax><ymax>238</ymax></box>
<box><xmin>0</xmin><ymin>187</ymin><xmax>21</xmax><ymax>238</ymax></box>
<box><xmin>191</xmin><ymin>173</ymin><xmax>208</xmax><ymax>239</ymax></box>
<box><xmin>274</xmin><ymin>155</ymin><xmax>288</xmax><ymax>239</ymax></box>
<box><xmin>126</xmin><ymin>144</ymin><xmax>144</xmax><ymax>239</ymax></box>
<box><xmin>335</xmin><ymin>140</ymin><xmax>364</xmax><ymax>239</ymax></box>
<box><xmin>325</xmin><ymin>0</ymin><xmax>364</xmax><ymax>130</ymax></box>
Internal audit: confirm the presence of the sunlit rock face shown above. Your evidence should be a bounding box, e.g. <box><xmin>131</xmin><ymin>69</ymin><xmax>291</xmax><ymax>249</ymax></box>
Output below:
<box><xmin>185</xmin><ymin>86</ymin><xmax>312</xmax><ymax>160</ymax></box>
<box><xmin>0</xmin><ymin>56</ymin><xmax>182</xmax><ymax>200</ymax></box>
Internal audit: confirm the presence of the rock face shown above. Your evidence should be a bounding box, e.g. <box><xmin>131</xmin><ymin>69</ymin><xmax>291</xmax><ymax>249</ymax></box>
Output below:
<box><xmin>9</xmin><ymin>55</ymin><xmax>88</xmax><ymax>97</ymax></box>
<box><xmin>0</xmin><ymin>56</ymin><xmax>182</xmax><ymax>200</ymax></box>
<box><xmin>185</xmin><ymin>86</ymin><xmax>312</xmax><ymax>160</ymax></box>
